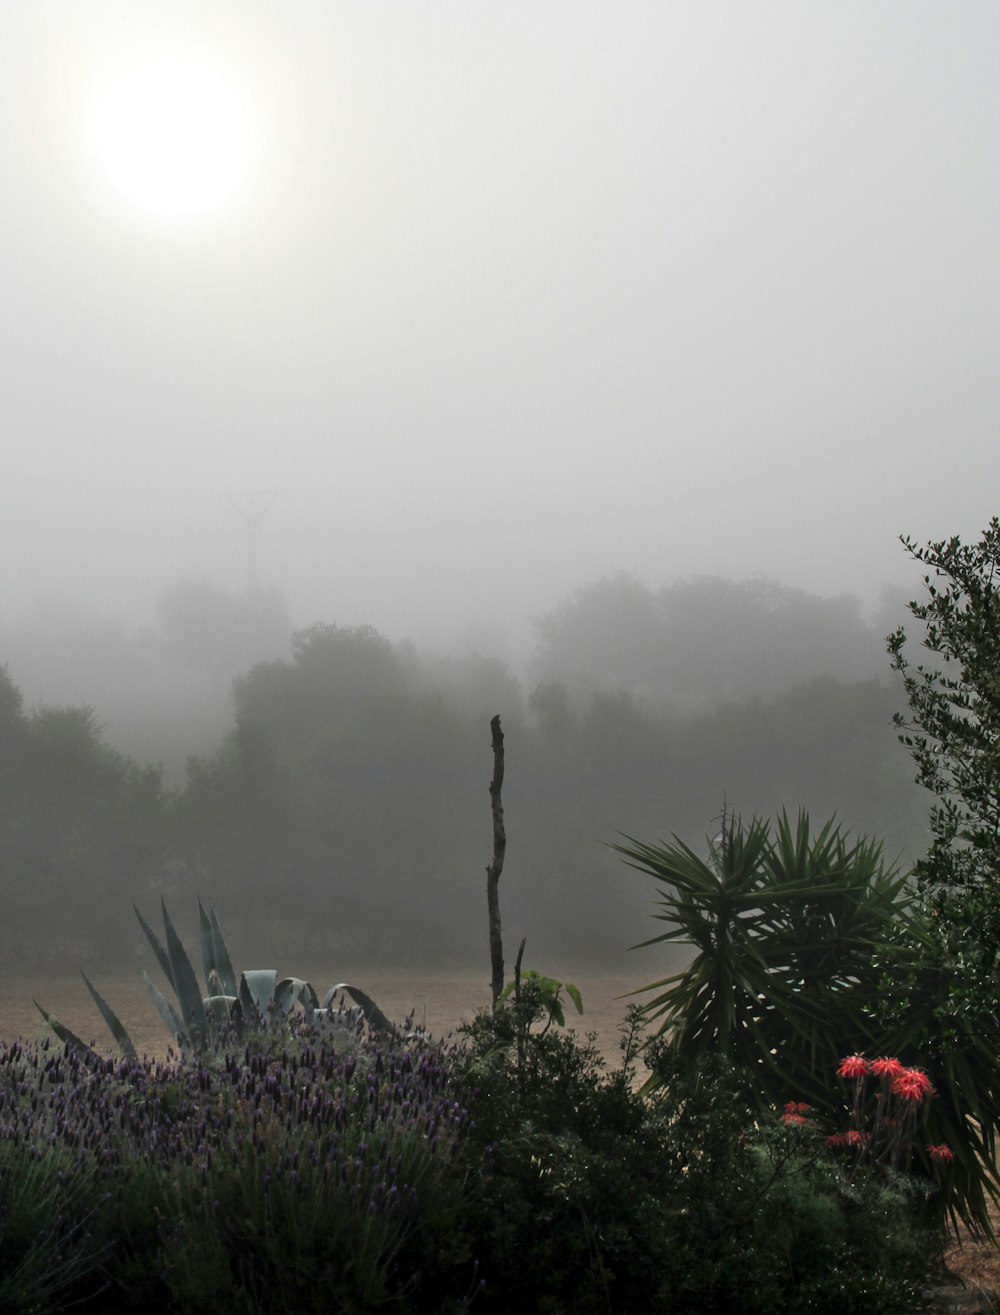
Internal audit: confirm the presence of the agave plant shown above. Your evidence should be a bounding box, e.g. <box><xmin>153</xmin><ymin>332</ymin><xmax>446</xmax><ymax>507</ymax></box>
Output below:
<box><xmin>37</xmin><ymin>898</ymin><xmax>391</xmax><ymax>1059</ymax></box>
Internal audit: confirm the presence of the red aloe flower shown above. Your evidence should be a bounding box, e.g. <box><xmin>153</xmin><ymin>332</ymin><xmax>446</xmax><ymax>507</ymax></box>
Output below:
<box><xmin>928</xmin><ymin>1143</ymin><xmax>954</xmax><ymax>1164</ymax></box>
<box><xmin>870</xmin><ymin>1057</ymin><xmax>905</xmax><ymax>1081</ymax></box>
<box><xmin>826</xmin><ymin>1133</ymin><xmax>847</xmax><ymax>1149</ymax></box>
<box><xmin>781</xmin><ymin>1112</ymin><xmax>809</xmax><ymax>1126</ymax></box>
<box><xmin>891</xmin><ymin>1068</ymin><xmax>934</xmax><ymax>1102</ymax></box>
<box><xmin>837</xmin><ymin>1055</ymin><xmax>869</xmax><ymax>1080</ymax></box>
<box><xmin>783</xmin><ymin>1101</ymin><xmax>811</xmax><ymax>1115</ymax></box>
<box><xmin>844</xmin><ymin>1129</ymin><xmax>871</xmax><ymax>1148</ymax></box>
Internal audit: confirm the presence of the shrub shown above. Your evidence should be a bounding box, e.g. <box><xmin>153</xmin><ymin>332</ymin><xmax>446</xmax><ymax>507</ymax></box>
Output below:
<box><xmin>613</xmin><ymin>809</ymin><xmax>913</xmax><ymax>1111</ymax></box>
<box><xmin>0</xmin><ymin>1021</ymin><xmax>473</xmax><ymax>1313</ymax></box>
<box><xmin>452</xmin><ymin>986</ymin><xmax>939</xmax><ymax>1314</ymax></box>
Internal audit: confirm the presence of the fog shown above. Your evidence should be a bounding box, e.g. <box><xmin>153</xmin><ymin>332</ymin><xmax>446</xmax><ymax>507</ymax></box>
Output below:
<box><xmin>0</xmin><ymin>4</ymin><xmax>993</xmax><ymax>971</ymax></box>
<box><xmin>4</xmin><ymin>2</ymin><xmax>999</xmax><ymax>664</ymax></box>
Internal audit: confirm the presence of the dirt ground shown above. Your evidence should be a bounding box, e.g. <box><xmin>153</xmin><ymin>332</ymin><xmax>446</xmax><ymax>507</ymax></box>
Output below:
<box><xmin>941</xmin><ymin>1209</ymin><xmax>1000</xmax><ymax>1313</ymax></box>
<box><xmin>5</xmin><ymin>968</ymin><xmax>999</xmax><ymax>1309</ymax></box>
<box><xmin>5</xmin><ymin>966</ymin><xmax>641</xmax><ymax>1067</ymax></box>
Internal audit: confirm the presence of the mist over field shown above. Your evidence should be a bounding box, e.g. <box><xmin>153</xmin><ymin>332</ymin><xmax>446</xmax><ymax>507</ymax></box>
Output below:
<box><xmin>0</xmin><ymin>567</ymin><xmax>928</xmax><ymax>977</ymax></box>
<box><xmin>1</xmin><ymin>2</ymin><xmax>995</xmax><ymax>974</ymax></box>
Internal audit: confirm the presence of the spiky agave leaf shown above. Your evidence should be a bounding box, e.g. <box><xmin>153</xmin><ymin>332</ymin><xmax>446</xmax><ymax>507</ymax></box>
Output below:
<box><xmin>33</xmin><ymin>1001</ymin><xmax>96</xmax><ymax>1057</ymax></box>
<box><xmin>239</xmin><ymin>970</ymin><xmax>278</xmax><ymax>1016</ymax></box>
<box><xmin>159</xmin><ymin>900</ymin><xmax>208</xmax><ymax>1047</ymax></box>
<box><xmin>143</xmin><ymin>970</ymin><xmax>189</xmax><ymax>1052</ymax></box>
<box><xmin>198</xmin><ymin>899</ymin><xmax>238</xmax><ymax>999</ymax></box>
<box><xmin>80</xmin><ymin>971</ymin><xmax>137</xmax><ymax>1060</ymax></box>
<box><xmin>274</xmin><ymin>978</ymin><xmax>320</xmax><ymax>1016</ymax></box>
<box><xmin>134</xmin><ymin>903</ymin><xmax>174</xmax><ymax>988</ymax></box>
<box><xmin>322</xmin><ymin>983</ymin><xmax>393</xmax><ymax>1036</ymax></box>
<box><xmin>203</xmin><ymin>995</ymin><xmax>240</xmax><ymax>1029</ymax></box>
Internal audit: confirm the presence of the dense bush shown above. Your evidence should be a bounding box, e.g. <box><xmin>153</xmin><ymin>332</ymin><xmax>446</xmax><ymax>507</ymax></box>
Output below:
<box><xmin>0</xmin><ymin>1022</ymin><xmax>473</xmax><ymax>1314</ymax></box>
<box><xmin>451</xmin><ymin>984</ymin><xmax>940</xmax><ymax>1315</ymax></box>
<box><xmin>0</xmin><ymin>990</ymin><xmax>944</xmax><ymax>1314</ymax></box>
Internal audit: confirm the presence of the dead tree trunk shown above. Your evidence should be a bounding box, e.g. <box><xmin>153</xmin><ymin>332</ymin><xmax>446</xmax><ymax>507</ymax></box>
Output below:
<box><xmin>485</xmin><ymin>714</ymin><xmax>507</xmax><ymax>1008</ymax></box>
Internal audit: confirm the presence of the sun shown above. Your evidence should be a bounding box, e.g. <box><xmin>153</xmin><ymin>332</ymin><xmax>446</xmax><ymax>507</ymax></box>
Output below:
<box><xmin>91</xmin><ymin>56</ymin><xmax>251</xmax><ymax>221</ymax></box>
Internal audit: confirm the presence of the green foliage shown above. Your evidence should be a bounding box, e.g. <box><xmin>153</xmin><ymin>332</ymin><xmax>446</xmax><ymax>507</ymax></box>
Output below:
<box><xmin>0</xmin><ymin>1023</ymin><xmax>472</xmax><ymax>1315</ymax></box>
<box><xmin>0</xmin><ymin>1140</ymin><xmax>106</xmax><ymax>1314</ymax></box>
<box><xmin>497</xmin><ymin>969</ymin><xmax>583</xmax><ymax>1029</ymax></box>
<box><xmin>615</xmin><ymin>802</ymin><xmax>1000</xmax><ymax>1238</ymax></box>
<box><xmin>455</xmin><ymin>999</ymin><xmax>938</xmax><ymax>1314</ymax></box>
<box><xmin>614</xmin><ymin>809</ymin><xmax>912</xmax><ymax>1108</ymax></box>
<box><xmin>874</xmin><ymin>914</ymin><xmax>1000</xmax><ymax>1238</ymax></box>
<box><xmin>0</xmin><ymin>999</ymin><xmax>945</xmax><ymax>1314</ymax></box>
<box><xmin>888</xmin><ymin>518</ymin><xmax>1000</xmax><ymax>895</ymax></box>
<box><xmin>881</xmin><ymin>520</ymin><xmax>1000</xmax><ymax>1234</ymax></box>
<box><xmin>39</xmin><ymin>898</ymin><xmax>390</xmax><ymax>1060</ymax></box>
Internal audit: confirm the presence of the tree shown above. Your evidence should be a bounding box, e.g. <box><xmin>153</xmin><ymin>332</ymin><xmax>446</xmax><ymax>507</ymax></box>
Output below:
<box><xmin>150</xmin><ymin>580</ymin><xmax>293</xmax><ymax>690</ymax></box>
<box><xmin>884</xmin><ymin>519</ymin><xmax>1000</xmax><ymax>1234</ymax></box>
<box><xmin>887</xmin><ymin>519</ymin><xmax>1000</xmax><ymax>895</ymax></box>
<box><xmin>529</xmin><ymin>571</ymin><xmax>669</xmax><ymax>697</ymax></box>
<box><xmin>530</xmin><ymin>570</ymin><xmax>884</xmax><ymax>707</ymax></box>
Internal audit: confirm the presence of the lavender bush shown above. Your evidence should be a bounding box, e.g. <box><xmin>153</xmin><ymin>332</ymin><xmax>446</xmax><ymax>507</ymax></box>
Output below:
<box><xmin>0</xmin><ymin>1018</ymin><xmax>473</xmax><ymax>1313</ymax></box>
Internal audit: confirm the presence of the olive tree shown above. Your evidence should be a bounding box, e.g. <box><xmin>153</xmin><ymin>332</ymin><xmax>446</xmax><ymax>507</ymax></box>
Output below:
<box><xmin>888</xmin><ymin>518</ymin><xmax>1000</xmax><ymax>896</ymax></box>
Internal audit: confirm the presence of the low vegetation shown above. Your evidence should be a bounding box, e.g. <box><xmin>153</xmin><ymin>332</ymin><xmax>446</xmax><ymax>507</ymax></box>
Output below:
<box><xmin>6</xmin><ymin>521</ymin><xmax>1000</xmax><ymax>1309</ymax></box>
<box><xmin>0</xmin><ymin>992</ymin><xmax>948</xmax><ymax>1314</ymax></box>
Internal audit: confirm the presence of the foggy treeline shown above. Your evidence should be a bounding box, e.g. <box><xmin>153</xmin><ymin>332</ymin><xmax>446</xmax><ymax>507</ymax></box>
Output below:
<box><xmin>0</xmin><ymin>570</ymin><xmax>926</xmax><ymax>974</ymax></box>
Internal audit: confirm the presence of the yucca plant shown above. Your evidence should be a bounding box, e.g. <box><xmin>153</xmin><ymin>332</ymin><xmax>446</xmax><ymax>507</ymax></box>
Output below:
<box><xmin>37</xmin><ymin>898</ymin><xmax>390</xmax><ymax>1059</ymax></box>
<box><xmin>614</xmin><ymin>809</ymin><xmax>915</xmax><ymax>1108</ymax></box>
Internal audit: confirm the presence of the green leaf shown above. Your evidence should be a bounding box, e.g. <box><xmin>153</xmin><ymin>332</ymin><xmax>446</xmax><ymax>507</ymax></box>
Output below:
<box><xmin>142</xmin><ymin>971</ymin><xmax>189</xmax><ymax>1052</ymax></box>
<box><xmin>203</xmin><ymin>994</ymin><xmax>239</xmax><ymax>1027</ymax></box>
<box><xmin>322</xmin><ymin>983</ymin><xmax>393</xmax><ymax>1035</ymax></box>
<box><xmin>134</xmin><ymin>903</ymin><xmax>173</xmax><ymax>988</ymax></box>
<box><xmin>160</xmin><ymin>900</ymin><xmax>208</xmax><ymax>1046</ymax></box>
<box><xmin>239</xmin><ymin>969</ymin><xmax>278</xmax><ymax>1015</ymax></box>
<box><xmin>565</xmin><ymin>983</ymin><xmax>584</xmax><ymax>1015</ymax></box>
<box><xmin>80</xmin><ymin>971</ymin><xmax>137</xmax><ymax>1060</ymax></box>
<box><xmin>33</xmin><ymin>1001</ymin><xmax>96</xmax><ymax>1057</ymax></box>
<box><xmin>274</xmin><ymin>977</ymin><xmax>320</xmax><ymax>1015</ymax></box>
<box><xmin>198</xmin><ymin>900</ymin><xmax>238</xmax><ymax>999</ymax></box>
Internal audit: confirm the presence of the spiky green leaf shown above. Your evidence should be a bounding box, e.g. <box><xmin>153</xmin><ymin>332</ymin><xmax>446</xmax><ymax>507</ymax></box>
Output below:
<box><xmin>198</xmin><ymin>900</ymin><xmax>238</xmax><ymax>998</ymax></box>
<box><xmin>160</xmin><ymin>899</ymin><xmax>207</xmax><ymax>1046</ymax></box>
<box><xmin>134</xmin><ymin>902</ymin><xmax>173</xmax><ymax>988</ymax></box>
<box><xmin>80</xmin><ymin>971</ymin><xmax>137</xmax><ymax>1059</ymax></box>
<box><xmin>143</xmin><ymin>970</ymin><xmax>189</xmax><ymax>1052</ymax></box>
<box><xmin>322</xmin><ymin>983</ymin><xmax>393</xmax><ymax>1036</ymax></box>
<box><xmin>274</xmin><ymin>977</ymin><xmax>319</xmax><ymax>1016</ymax></box>
<box><xmin>239</xmin><ymin>970</ymin><xmax>278</xmax><ymax>1016</ymax></box>
<box><xmin>33</xmin><ymin>1001</ymin><xmax>96</xmax><ymax>1057</ymax></box>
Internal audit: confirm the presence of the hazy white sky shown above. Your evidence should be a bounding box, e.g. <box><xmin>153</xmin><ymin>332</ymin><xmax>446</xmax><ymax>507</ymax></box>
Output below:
<box><xmin>3</xmin><ymin>2</ymin><xmax>999</xmax><ymax>655</ymax></box>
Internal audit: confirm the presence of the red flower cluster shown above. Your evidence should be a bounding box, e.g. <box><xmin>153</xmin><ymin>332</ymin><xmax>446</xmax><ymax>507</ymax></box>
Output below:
<box><xmin>928</xmin><ymin>1143</ymin><xmax>954</xmax><ymax>1164</ymax></box>
<box><xmin>837</xmin><ymin>1055</ymin><xmax>869</xmax><ymax>1080</ymax></box>
<box><xmin>830</xmin><ymin>1054</ymin><xmax>940</xmax><ymax>1171</ymax></box>
<box><xmin>870</xmin><ymin>1057</ymin><xmax>905</xmax><ymax>1081</ymax></box>
<box><xmin>891</xmin><ymin>1068</ymin><xmax>934</xmax><ymax>1102</ymax></box>
<box><xmin>780</xmin><ymin>1100</ymin><xmax>813</xmax><ymax>1126</ymax></box>
<box><xmin>826</xmin><ymin>1129</ymin><xmax>871</xmax><ymax>1150</ymax></box>
<box><xmin>836</xmin><ymin>1055</ymin><xmax>934</xmax><ymax>1101</ymax></box>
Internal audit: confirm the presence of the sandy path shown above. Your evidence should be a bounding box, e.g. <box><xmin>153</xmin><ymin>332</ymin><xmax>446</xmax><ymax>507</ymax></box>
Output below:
<box><xmin>6</xmin><ymin>968</ymin><xmax>647</xmax><ymax>1069</ymax></box>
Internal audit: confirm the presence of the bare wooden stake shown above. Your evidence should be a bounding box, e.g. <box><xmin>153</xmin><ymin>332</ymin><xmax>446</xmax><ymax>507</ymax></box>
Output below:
<box><xmin>486</xmin><ymin>714</ymin><xmax>507</xmax><ymax>1008</ymax></box>
<box><xmin>512</xmin><ymin>936</ymin><xmax>526</xmax><ymax>1007</ymax></box>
